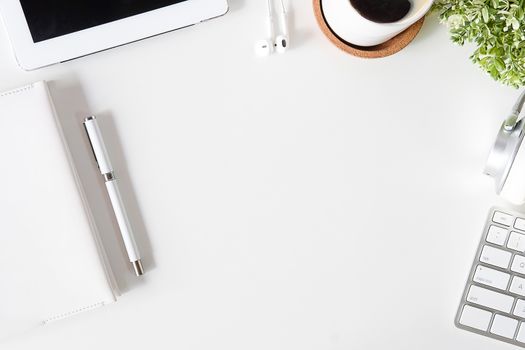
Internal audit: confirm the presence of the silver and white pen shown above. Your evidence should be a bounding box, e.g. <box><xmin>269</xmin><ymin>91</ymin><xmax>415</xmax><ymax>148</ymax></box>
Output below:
<box><xmin>83</xmin><ymin>116</ymin><xmax>144</xmax><ymax>276</ymax></box>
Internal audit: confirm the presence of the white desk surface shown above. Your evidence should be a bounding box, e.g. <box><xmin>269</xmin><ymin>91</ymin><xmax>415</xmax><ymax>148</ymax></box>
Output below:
<box><xmin>0</xmin><ymin>1</ymin><xmax>523</xmax><ymax>349</ymax></box>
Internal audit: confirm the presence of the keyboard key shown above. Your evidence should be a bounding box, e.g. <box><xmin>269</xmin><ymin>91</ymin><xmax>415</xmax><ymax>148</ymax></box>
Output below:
<box><xmin>467</xmin><ymin>285</ymin><xmax>514</xmax><ymax>313</ymax></box>
<box><xmin>480</xmin><ymin>245</ymin><xmax>512</xmax><ymax>269</ymax></box>
<box><xmin>511</xmin><ymin>255</ymin><xmax>525</xmax><ymax>275</ymax></box>
<box><xmin>508</xmin><ymin>232</ymin><xmax>525</xmax><ymax>252</ymax></box>
<box><xmin>473</xmin><ymin>265</ymin><xmax>510</xmax><ymax>290</ymax></box>
<box><xmin>487</xmin><ymin>225</ymin><xmax>509</xmax><ymax>246</ymax></box>
<box><xmin>514</xmin><ymin>299</ymin><xmax>525</xmax><ymax>318</ymax></box>
<box><xmin>517</xmin><ymin>323</ymin><xmax>525</xmax><ymax>343</ymax></box>
<box><xmin>516</xmin><ymin>218</ymin><xmax>525</xmax><ymax>232</ymax></box>
<box><xmin>511</xmin><ymin>276</ymin><xmax>525</xmax><ymax>296</ymax></box>
<box><xmin>494</xmin><ymin>211</ymin><xmax>514</xmax><ymax>226</ymax></box>
<box><xmin>459</xmin><ymin>305</ymin><xmax>492</xmax><ymax>331</ymax></box>
<box><xmin>490</xmin><ymin>314</ymin><xmax>518</xmax><ymax>338</ymax></box>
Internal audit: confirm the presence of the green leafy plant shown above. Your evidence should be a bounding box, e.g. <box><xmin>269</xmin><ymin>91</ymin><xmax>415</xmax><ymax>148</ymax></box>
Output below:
<box><xmin>433</xmin><ymin>0</ymin><xmax>525</xmax><ymax>87</ymax></box>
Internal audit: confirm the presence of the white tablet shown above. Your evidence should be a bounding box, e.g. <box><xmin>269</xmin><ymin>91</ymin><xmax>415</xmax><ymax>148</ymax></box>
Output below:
<box><xmin>0</xmin><ymin>0</ymin><xmax>228</xmax><ymax>70</ymax></box>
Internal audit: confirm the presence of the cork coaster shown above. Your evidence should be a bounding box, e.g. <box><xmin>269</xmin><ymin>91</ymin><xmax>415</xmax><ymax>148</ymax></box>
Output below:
<box><xmin>313</xmin><ymin>0</ymin><xmax>425</xmax><ymax>58</ymax></box>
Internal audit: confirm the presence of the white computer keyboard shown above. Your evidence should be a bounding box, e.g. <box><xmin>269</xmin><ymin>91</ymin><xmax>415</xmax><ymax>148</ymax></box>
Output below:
<box><xmin>456</xmin><ymin>207</ymin><xmax>525</xmax><ymax>347</ymax></box>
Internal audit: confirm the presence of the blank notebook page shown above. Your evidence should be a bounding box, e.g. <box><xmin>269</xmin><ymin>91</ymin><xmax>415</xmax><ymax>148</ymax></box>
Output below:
<box><xmin>0</xmin><ymin>82</ymin><xmax>117</xmax><ymax>340</ymax></box>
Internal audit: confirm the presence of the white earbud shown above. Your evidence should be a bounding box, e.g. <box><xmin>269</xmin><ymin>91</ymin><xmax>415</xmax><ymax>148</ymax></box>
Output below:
<box><xmin>274</xmin><ymin>35</ymin><xmax>289</xmax><ymax>54</ymax></box>
<box><xmin>254</xmin><ymin>39</ymin><xmax>273</xmax><ymax>56</ymax></box>
<box><xmin>255</xmin><ymin>0</ymin><xmax>289</xmax><ymax>56</ymax></box>
<box><xmin>255</xmin><ymin>0</ymin><xmax>276</xmax><ymax>56</ymax></box>
<box><xmin>274</xmin><ymin>0</ymin><xmax>289</xmax><ymax>54</ymax></box>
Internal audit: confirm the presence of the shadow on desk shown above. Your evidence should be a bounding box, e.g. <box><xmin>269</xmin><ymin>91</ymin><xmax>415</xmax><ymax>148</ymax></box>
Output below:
<box><xmin>48</xmin><ymin>79</ymin><xmax>155</xmax><ymax>294</ymax></box>
<box><xmin>228</xmin><ymin>0</ymin><xmax>245</xmax><ymax>12</ymax></box>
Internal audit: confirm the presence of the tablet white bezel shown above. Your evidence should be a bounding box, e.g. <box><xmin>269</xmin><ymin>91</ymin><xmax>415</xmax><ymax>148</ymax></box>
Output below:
<box><xmin>0</xmin><ymin>0</ymin><xmax>228</xmax><ymax>70</ymax></box>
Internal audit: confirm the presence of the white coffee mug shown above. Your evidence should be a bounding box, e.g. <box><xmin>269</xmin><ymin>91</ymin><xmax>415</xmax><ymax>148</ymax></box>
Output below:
<box><xmin>322</xmin><ymin>0</ymin><xmax>434</xmax><ymax>47</ymax></box>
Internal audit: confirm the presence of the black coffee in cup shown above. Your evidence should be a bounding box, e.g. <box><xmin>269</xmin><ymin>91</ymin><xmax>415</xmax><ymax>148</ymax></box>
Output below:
<box><xmin>349</xmin><ymin>0</ymin><xmax>411</xmax><ymax>23</ymax></box>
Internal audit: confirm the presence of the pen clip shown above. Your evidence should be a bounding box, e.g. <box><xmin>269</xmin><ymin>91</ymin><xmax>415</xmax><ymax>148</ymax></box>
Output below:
<box><xmin>83</xmin><ymin>118</ymin><xmax>100</xmax><ymax>169</ymax></box>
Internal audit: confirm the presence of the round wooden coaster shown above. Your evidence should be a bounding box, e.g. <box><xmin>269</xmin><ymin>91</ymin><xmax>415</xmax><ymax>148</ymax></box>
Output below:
<box><xmin>313</xmin><ymin>0</ymin><xmax>425</xmax><ymax>58</ymax></box>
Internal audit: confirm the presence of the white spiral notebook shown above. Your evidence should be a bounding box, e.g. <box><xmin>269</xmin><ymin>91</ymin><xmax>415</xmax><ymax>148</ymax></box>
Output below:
<box><xmin>0</xmin><ymin>81</ymin><xmax>118</xmax><ymax>340</ymax></box>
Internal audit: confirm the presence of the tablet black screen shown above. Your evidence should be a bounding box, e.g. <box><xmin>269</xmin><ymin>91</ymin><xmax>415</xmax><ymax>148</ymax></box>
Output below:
<box><xmin>19</xmin><ymin>0</ymin><xmax>187</xmax><ymax>43</ymax></box>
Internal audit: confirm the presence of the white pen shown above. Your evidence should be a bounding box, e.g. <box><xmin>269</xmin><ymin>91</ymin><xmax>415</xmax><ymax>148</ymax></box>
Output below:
<box><xmin>83</xmin><ymin>116</ymin><xmax>144</xmax><ymax>276</ymax></box>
